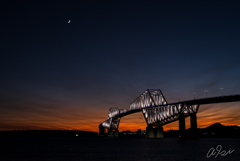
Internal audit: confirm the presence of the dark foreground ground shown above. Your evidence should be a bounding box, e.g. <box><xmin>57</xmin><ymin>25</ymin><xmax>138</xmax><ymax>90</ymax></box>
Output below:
<box><xmin>0</xmin><ymin>137</ymin><xmax>240</xmax><ymax>161</ymax></box>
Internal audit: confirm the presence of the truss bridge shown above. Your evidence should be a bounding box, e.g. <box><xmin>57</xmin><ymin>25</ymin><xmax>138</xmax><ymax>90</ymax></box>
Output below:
<box><xmin>99</xmin><ymin>89</ymin><xmax>240</xmax><ymax>138</ymax></box>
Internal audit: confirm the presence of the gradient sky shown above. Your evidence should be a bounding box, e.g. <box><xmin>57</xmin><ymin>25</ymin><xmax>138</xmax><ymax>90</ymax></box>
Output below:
<box><xmin>1</xmin><ymin>0</ymin><xmax>240</xmax><ymax>132</ymax></box>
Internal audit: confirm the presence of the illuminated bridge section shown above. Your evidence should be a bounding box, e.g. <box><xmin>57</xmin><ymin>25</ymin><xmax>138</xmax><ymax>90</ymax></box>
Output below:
<box><xmin>130</xmin><ymin>89</ymin><xmax>167</xmax><ymax>110</ymax></box>
<box><xmin>102</xmin><ymin>108</ymin><xmax>127</xmax><ymax>129</ymax></box>
<box><xmin>145</xmin><ymin>103</ymin><xmax>199</xmax><ymax>126</ymax></box>
<box><xmin>100</xmin><ymin>89</ymin><xmax>240</xmax><ymax>131</ymax></box>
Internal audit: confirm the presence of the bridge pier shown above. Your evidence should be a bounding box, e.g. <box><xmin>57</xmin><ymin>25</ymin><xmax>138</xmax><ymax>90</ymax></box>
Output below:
<box><xmin>108</xmin><ymin>130</ymin><xmax>114</xmax><ymax>137</ymax></box>
<box><xmin>156</xmin><ymin>126</ymin><xmax>164</xmax><ymax>138</ymax></box>
<box><xmin>108</xmin><ymin>129</ymin><xmax>119</xmax><ymax>137</ymax></box>
<box><xmin>190</xmin><ymin>113</ymin><xmax>197</xmax><ymax>139</ymax></box>
<box><xmin>114</xmin><ymin>129</ymin><xmax>119</xmax><ymax>137</ymax></box>
<box><xmin>178</xmin><ymin>113</ymin><xmax>198</xmax><ymax>139</ymax></box>
<box><xmin>179</xmin><ymin>113</ymin><xmax>185</xmax><ymax>139</ymax></box>
<box><xmin>146</xmin><ymin>126</ymin><xmax>164</xmax><ymax>138</ymax></box>
<box><xmin>99</xmin><ymin>124</ymin><xmax>108</xmax><ymax>136</ymax></box>
<box><xmin>146</xmin><ymin>126</ymin><xmax>154</xmax><ymax>138</ymax></box>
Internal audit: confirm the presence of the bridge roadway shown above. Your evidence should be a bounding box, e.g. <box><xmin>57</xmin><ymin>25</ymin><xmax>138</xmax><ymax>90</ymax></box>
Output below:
<box><xmin>106</xmin><ymin>94</ymin><xmax>240</xmax><ymax>119</ymax></box>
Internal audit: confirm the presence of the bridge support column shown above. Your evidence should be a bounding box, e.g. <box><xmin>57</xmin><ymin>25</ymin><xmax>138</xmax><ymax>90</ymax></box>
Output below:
<box><xmin>114</xmin><ymin>130</ymin><xmax>119</xmax><ymax>137</ymax></box>
<box><xmin>108</xmin><ymin>129</ymin><xmax>119</xmax><ymax>137</ymax></box>
<box><xmin>146</xmin><ymin>126</ymin><xmax>155</xmax><ymax>138</ymax></box>
<box><xmin>99</xmin><ymin>124</ymin><xmax>107</xmax><ymax>136</ymax></box>
<box><xmin>190</xmin><ymin>113</ymin><xmax>197</xmax><ymax>139</ymax></box>
<box><xmin>108</xmin><ymin>129</ymin><xmax>114</xmax><ymax>137</ymax></box>
<box><xmin>146</xmin><ymin>126</ymin><xmax>164</xmax><ymax>138</ymax></box>
<box><xmin>156</xmin><ymin>126</ymin><xmax>164</xmax><ymax>138</ymax></box>
<box><xmin>179</xmin><ymin>113</ymin><xmax>185</xmax><ymax>139</ymax></box>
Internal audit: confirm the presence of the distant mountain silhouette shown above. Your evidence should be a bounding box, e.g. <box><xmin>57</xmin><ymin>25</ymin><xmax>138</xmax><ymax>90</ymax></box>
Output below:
<box><xmin>164</xmin><ymin>123</ymin><xmax>240</xmax><ymax>138</ymax></box>
<box><xmin>206</xmin><ymin>123</ymin><xmax>225</xmax><ymax>129</ymax></box>
<box><xmin>205</xmin><ymin>123</ymin><xmax>239</xmax><ymax>129</ymax></box>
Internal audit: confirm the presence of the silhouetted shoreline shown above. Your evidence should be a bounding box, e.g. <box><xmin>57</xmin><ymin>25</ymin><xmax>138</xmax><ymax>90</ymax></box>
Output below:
<box><xmin>0</xmin><ymin>130</ymin><xmax>98</xmax><ymax>137</ymax></box>
<box><xmin>120</xmin><ymin>123</ymin><xmax>240</xmax><ymax>138</ymax></box>
<box><xmin>1</xmin><ymin>123</ymin><xmax>239</xmax><ymax>138</ymax></box>
<box><xmin>122</xmin><ymin>123</ymin><xmax>240</xmax><ymax>138</ymax></box>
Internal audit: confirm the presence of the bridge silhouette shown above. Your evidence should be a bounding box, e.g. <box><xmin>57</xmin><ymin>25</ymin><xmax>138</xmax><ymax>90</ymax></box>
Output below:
<box><xmin>99</xmin><ymin>89</ymin><xmax>240</xmax><ymax>138</ymax></box>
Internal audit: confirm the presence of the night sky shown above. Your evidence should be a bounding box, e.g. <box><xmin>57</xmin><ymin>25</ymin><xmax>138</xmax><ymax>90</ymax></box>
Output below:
<box><xmin>1</xmin><ymin>0</ymin><xmax>240</xmax><ymax>132</ymax></box>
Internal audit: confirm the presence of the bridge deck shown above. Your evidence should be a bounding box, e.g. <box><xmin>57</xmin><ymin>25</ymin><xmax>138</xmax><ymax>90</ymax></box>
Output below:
<box><xmin>110</xmin><ymin>94</ymin><xmax>240</xmax><ymax>119</ymax></box>
<box><xmin>170</xmin><ymin>94</ymin><xmax>240</xmax><ymax>105</ymax></box>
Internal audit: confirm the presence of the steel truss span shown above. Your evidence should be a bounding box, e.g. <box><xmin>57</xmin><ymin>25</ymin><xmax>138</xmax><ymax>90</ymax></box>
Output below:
<box><xmin>130</xmin><ymin>89</ymin><xmax>167</xmax><ymax>110</ymax></box>
<box><xmin>100</xmin><ymin>89</ymin><xmax>240</xmax><ymax>130</ymax></box>
<box><xmin>130</xmin><ymin>89</ymin><xmax>199</xmax><ymax>126</ymax></box>
<box><xmin>143</xmin><ymin>104</ymin><xmax>199</xmax><ymax>126</ymax></box>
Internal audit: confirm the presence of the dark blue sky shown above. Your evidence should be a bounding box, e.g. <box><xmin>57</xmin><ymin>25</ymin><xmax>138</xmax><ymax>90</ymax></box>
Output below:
<box><xmin>1</xmin><ymin>0</ymin><xmax>240</xmax><ymax>132</ymax></box>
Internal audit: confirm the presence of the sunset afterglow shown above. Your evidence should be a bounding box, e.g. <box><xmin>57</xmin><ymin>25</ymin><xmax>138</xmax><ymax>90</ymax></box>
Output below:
<box><xmin>1</xmin><ymin>1</ymin><xmax>240</xmax><ymax>133</ymax></box>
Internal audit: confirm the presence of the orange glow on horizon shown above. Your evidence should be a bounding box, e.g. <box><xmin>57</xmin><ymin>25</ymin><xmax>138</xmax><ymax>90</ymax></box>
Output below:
<box><xmin>1</xmin><ymin>119</ymin><xmax>239</xmax><ymax>133</ymax></box>
<box><xmin>1</xmin><ymin>103</ymin><xmax>240</xmax><ymax>133</ymax></box>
